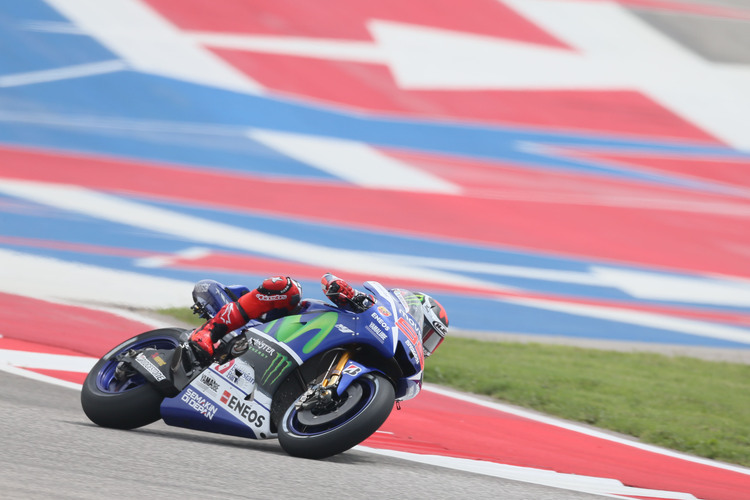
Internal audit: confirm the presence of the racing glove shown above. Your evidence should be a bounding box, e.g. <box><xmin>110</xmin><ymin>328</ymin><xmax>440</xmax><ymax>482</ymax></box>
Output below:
<box><xmin>321</xmin><ymin>273</ymin><xmax>373</xmax><ymax>312</ymax></box>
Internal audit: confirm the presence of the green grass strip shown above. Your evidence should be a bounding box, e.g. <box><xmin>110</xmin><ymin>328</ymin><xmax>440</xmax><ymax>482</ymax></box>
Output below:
<box><xmin>160</xmin><ymin>307</ymin><xmax>203</xmax><ymax>327</ymax></box>
<box><xmin>427</xmin><ymin>338</ymin><xmax>750</xmax><ymax>467</ymax></box>
<box><xmin>159</xmin><ymin>308</ymin><xmax>750</xmax><ymax>466</ymax></box>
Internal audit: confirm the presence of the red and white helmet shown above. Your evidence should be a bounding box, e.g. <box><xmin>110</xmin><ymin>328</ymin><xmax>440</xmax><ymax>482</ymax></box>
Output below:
<box><xmin>415</xmin><ymin>293</ymin><xmax>449</xmax><ymax>357</ymax></box>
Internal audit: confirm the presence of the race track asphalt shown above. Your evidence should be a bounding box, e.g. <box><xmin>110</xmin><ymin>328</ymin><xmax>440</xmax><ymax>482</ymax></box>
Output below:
<box><xmin>1</xmin><ymin>370</ymin><xmax>607</xmax><ymax>500</ymax></box>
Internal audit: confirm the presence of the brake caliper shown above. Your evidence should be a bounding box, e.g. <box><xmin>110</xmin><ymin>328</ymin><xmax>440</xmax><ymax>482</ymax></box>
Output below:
<box><xmin>113</xmin><ymin>349</ymin><xmax>139</xmax><ymax>382</ymax></box>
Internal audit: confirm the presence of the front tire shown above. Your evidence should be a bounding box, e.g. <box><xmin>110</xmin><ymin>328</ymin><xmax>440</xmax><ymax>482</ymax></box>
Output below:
<box><xmin>278</xmin><ymin>373</ymin><xmax>395</xmax><ymax>459</ymax></box>
<box><xmin>81</xmin><ymin>328</ymin><xmax>186</xmax><ymax>429</ymax></box>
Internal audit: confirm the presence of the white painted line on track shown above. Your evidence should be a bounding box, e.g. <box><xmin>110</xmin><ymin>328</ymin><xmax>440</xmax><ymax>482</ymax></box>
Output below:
<box><xmin>248</xmin><ymin>129</ymin><xmax>462</xmax><ymax>194</ymax></box>
<box><xmin>504</xmin><ymin>296</ymin><xmax>750</xmax><ymax>345</ymax></box>
<box><xmin>0</xmin><ymin>60</ymin><xmax>128</xmax><ymax>88</ymax></box>
<box><xmin>382</xmin><ymin>252</ymin><xmax>750</xmax><ymax>308</ymax></box>
<box><xmin>0</xmin><ymin>362</ymin><xmax>84</xmax><ymax>391</ymax></box>
<box><xmin>0</xmin><ymin>248</ymin><xmax>193</xmax><ymax>309</ymax></box>
<box><xmin>358</xmin><ymin>446</ymin><xmax>697</xmax><ymax>500</ymax></box>
<box><xmin>190</xmin><ymin>31</ymin><xmax>387</xmax><ymax>63</ymax></box>
<box><xmin>45</xmin><ymin>0</ymin><xmax>264</xmax><ymax>94</ymax></box>
<box><xmin>0</xmin><ymin>349</ymin><xmax>95</xmax><ymax>372</ymax></box>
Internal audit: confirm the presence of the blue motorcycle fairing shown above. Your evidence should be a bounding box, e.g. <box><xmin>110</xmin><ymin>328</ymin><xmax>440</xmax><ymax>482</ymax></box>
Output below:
<box><xmin>161</xmin><ymin>359</ymin><xmax>274</xmax><ymax>439</ymax></box>
<box><xmin>365</xmin><ymin>283</ymin><xmax>424</xmax><ymax>371</ymax></box>
<box><xmin>160</xmin><ymin>385</ymin><xmax>258</xmax><ymax>439</ymax></box>
<box><xmin>253</xmin><ymin>282</ymin><xmax>425</xmax><ymax>400</ymax></box>
<box><xmin>335</xmin><ymin>360</ymin><xmax>382</xmax><ymax>397</ymax></box>
<box><xmin>175</xmin><ymin>278</ymin><xmax>425</xmax><ymax>438</ymax></box>
<box><xmin>193</xmin><ymin>279</ymin><xmax>423</xmax><ymax>373</ymax></box>
<box><xmin>363</xmin><ymin>282</ymin><xmax>424</xmax><ymax>398</ymax></box>
<box><xmin>256</xmin><ymin>298</ymin><xmax>396</xmax><ymax>364</ymax></box>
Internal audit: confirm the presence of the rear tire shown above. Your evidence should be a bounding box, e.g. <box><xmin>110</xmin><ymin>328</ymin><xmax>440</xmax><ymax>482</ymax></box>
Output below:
<box><xmin>277</xmin><ymin>373</ymin><xmax>395</xmax><ymax>459</ymax></box>
<box><xmin>80</xmin><ymin>329</ymin><xmax>186</xmax><ymax>429</ymax></box>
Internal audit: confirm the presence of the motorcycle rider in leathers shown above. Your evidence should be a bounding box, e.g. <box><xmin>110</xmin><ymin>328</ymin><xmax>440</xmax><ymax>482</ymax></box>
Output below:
<box><xmin>189</xmin><ymin>273</ymin><xmax>449</xmax><ymax>360</ymax></box>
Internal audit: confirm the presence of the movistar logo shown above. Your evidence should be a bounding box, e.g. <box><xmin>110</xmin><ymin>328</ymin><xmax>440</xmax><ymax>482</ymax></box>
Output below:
<box><xmin>261</xmin><ymin>352</ymin><xmax>293</xmax><ymax>386</ymax></box>
<box><xmin>259</xmin><ymin>311</ymin><xmax>339</xmax><ymax>354</ymax></box>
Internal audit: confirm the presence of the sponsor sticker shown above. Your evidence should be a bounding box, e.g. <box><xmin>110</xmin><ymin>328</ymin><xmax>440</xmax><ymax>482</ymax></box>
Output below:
<box><xmin>219</xmin><ymin>390</ymin><xmax>266</xmax><ymax>428</ymax></box>
<box><xmin>404</xmin><ymin>313</ymin><xmax>421</xmax><ymax>334</ymax></box>
<box><xmin>335</xmin><ymin>323</ymin><xmax>354</xmax><ymax>334</ymax></box>
<box><xmin>260</xmin><ymin>352</ymin><xmax>292</xmax><ymax>386</ymax></box>
<box><xmin>181</xmin><ymin>388</ymin><xmax>218</xmax><ymax>420</ymax></box>
<box><xmin>213</xmin><ymin>359</ymin><xmax>256</xmax><ymax>393</ymax></box>
<box><xmin>371</xmin><ymin>312</ymin><xmax>389</xmax><ymax>330</ymax></box>
<box><xmin>365</xmin><ymin>322</ymin><xmax>388</xmax><ymax>343</ymax></box>
<box><xmin>256</xmin><ymin>294</ymin><xmax>288</xmax><ymax>301</ymax></box>
<box><xmin>215</xmin><ymin>358</ymin><xmax>236</xmax><ymax>374</ymax></box>
<box><xmin>134</xmin><ymin>353</ymin><xmax>166</xmax><ymax>382</ymax></box>
<box><xmin>250</xmin><ymin>338</ymin><xmax>276</xmax><ymax>358</ymax></box>
<box><xmin>150</xmin><ymin>353</ymin><xmax>166</xmax><ymax>366</ymax></box>
<box><xmin>404</xmin><ymin>338</ymin><xmax>419</xmax><ymax>361</ymax></box>
<box><xmin>397</xmin><ymin>317</ymin><xmax>424</xmax><ymax>366</ymax></box>
<box><xmin>197</xmin><ymin>373</ymin><xmax>220</xmax><ymax>394</ymax></box>
<box><xmin>343</xmin><ymin>364</ymin><xmax>362</xmax><ymax>376</ymax></box>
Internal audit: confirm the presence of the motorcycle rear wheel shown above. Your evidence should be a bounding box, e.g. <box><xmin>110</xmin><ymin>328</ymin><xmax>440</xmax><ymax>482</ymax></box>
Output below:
<box><xmin>81</xmin><ymin>328</ymin><xmax>186</xmax><ymax>429</ymax></box>
<box><xmin>278</xmin><ymin>373</ymin><xmax>395</xmax><ymax>459</ymax></box>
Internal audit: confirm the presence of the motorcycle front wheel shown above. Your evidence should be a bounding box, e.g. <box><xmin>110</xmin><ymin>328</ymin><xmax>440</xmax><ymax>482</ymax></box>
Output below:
<box><xmin>277</xmin><ymin>373</ymin><xmax>395</xmax><ymax>459</ymax></box>
<box><xmin>80</xmin><ymin>328</ymin><xmax>186</xmax><ymax>429</ymax></box>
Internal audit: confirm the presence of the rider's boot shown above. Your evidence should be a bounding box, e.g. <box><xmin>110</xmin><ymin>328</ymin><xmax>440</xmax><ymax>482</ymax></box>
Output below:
<box><xmin>189</xmin><ymin>321</ymin><xmax>225</xmax><ymax>359</ymax></box>
<box><xmin>189</xmin><ymin>276</ymin><xmax>303</xmax><ymax>360</ymax></box>
<box><xmin>189</xmin><ymin>303</ymin><xmax>242</xmax><ymax>360</ymax></box>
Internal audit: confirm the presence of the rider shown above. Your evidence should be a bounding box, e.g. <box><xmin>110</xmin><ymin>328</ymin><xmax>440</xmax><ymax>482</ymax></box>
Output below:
<box><xmin>189</xmin><ymin>273</ymin><xmax>449</xmax><ymax>359</ymax></box>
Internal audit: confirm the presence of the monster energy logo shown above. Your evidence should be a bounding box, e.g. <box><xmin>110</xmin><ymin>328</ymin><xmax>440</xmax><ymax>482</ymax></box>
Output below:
<box><xmin>261</xmin><ymin>352</ymin><xmax>293</xmax><ymax>386</ymax></box>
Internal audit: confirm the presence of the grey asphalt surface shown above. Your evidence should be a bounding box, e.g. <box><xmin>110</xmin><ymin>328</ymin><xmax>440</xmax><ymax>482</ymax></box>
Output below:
<box><xmin>0</xmin><ymin>370</ymin><xmax>609</xmax><ymax>500</ymax></box>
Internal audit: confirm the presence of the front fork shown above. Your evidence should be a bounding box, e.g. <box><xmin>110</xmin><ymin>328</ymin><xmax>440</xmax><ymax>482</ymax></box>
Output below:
<box><xmin>295</xmin><ymin>349</ymin><xmax>353</xmax><ymax>411</ymax></box>
<box><xmin>322</xmin><ymin>349</ymin><xmax>352</xmax><ymax>390</ymax></box>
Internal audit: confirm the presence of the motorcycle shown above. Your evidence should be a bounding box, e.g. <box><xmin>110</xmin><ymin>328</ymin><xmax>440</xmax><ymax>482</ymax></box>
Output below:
<box><xmin>81</xmin><ymin>280</ymin><xmax>427</xmax><ymax>459</ymax></box>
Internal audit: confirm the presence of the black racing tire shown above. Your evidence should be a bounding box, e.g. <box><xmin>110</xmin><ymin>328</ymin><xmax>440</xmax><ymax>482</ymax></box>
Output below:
<box><xmin>80</xmin><ymin>328</ymin><xmax>187</xmax><ymax>430</ymax></box>
<box><xmin>278</xmin><ymin>373</ymin><xmax>395</xmax><ymax>459</ymax></box>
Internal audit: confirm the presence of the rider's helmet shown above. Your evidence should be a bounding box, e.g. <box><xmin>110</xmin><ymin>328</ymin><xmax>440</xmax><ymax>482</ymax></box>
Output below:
<box><xmin>415</xmin><ymin>293</ymin><xmax>449</xmax><ymax>357</ymax></box>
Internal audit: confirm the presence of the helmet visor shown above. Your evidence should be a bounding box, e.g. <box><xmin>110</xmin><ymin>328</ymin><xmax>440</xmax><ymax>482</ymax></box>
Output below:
<box><xmin>422</xmin><ymin>324</ymin><xmax>445</xmax><ymax>357</ymax></box>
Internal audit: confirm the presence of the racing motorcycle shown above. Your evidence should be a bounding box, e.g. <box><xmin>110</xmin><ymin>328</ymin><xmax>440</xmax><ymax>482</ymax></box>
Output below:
<box><xmin>81</xmin><ymin>280</ymin><xmax>427</xmax><ymax>459</ymax></box>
